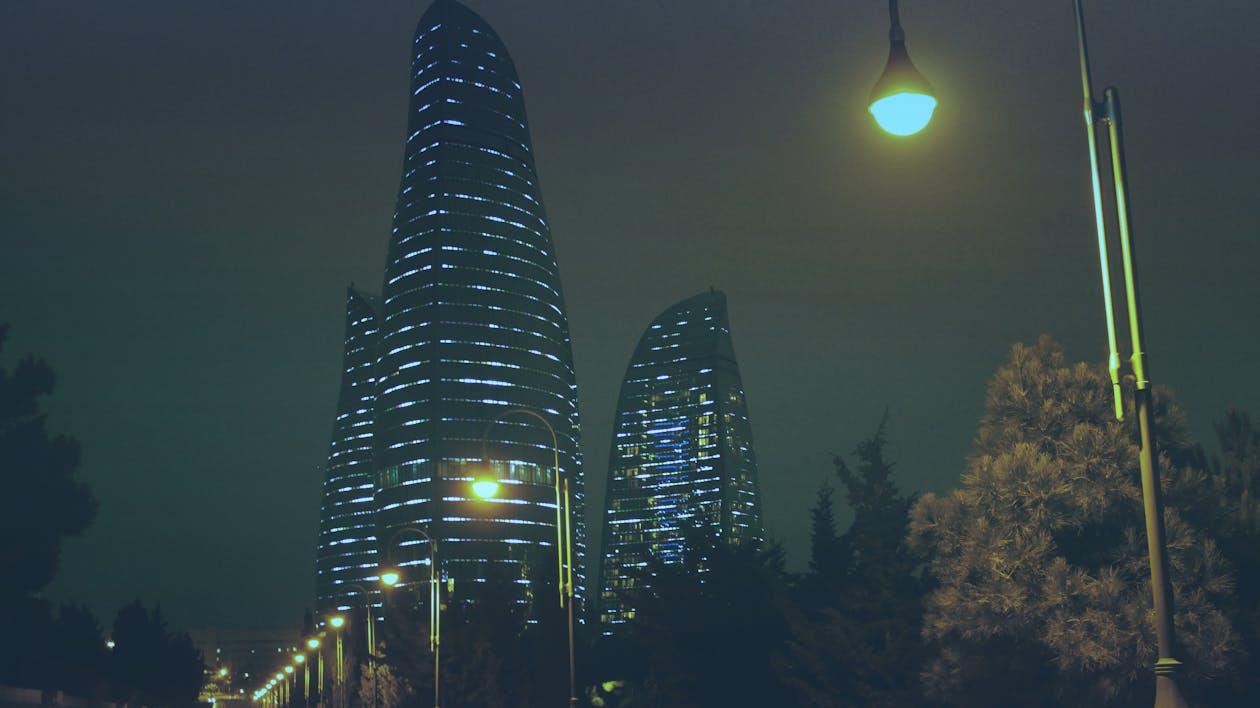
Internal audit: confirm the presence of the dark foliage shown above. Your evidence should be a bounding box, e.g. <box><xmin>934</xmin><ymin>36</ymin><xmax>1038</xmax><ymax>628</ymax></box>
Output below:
<box><xmin>779</xmin><ymin>416</ymin><xmax>931</xmax><ymax>708</ymax></box>
<box><xmin>621</xmin><ymin>527</ymin><xmax>796</xmax><ymax>708</ymax></box>
<box><xmin>379</xmin><ymin>551</ymin><xmax>586</xmax><ymax>708</ymax></box>
<box><xmin>111</xmin><ymin>600</ymin><xmax>206</xmax><ymax>707</ymax></box>
<box><xmin>910</xmin><ymin>337</ymin><xmax>1239</xmax><ymax>707</ymax></box>
<box><xmin>0</xmin><ymin>324</ymin><xmax>97</xmax><ymax>599</ymax></box>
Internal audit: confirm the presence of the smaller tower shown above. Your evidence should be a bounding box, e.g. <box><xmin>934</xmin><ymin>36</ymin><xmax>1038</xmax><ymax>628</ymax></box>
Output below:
<box><xmin>598</xmin><ymin>290</ymin><xmax>763</xmax><ymax>634</ymax></box>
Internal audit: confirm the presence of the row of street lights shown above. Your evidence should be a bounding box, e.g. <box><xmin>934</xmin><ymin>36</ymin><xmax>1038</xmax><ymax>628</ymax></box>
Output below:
<box><xmin>249</xmin><ymin>408</ymin><xmax>575</xmax><ymax>708</ymax></box>
<box><xmin>250</xmin><ymin>634</ymin><xmax>322</xmax><ymax>708</ymax></box>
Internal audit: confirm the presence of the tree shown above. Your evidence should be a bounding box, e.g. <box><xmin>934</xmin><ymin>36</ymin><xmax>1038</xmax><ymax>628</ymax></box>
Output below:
<box><xmin>807</xmin><ymin>480</ymin><xmax>843</xmax><ymax>580</ymax></box>
<box><xmin>910</xmin><ymin>337</ymin><xmax>1238</xmax><ymax>707</ymax></box>
<box><xmin>778</xmin><ymin>417</ymin><xmax>930</xmax><ymax>708</ymax></box>
<box><xmin>49</xmin><ymin>603</ymin><xmax>108</xmax><ymax>699</ymax></box>
<box><xmin>626</xmin><ymin>529</ymin><xmax>795</xmax><ymax>708</ymax></box>
<box><xmin>110</xmin><ymin>601</ymin><xmax>205</xmax><ymax>707</ymax></box>
<box><xmin>1168</xmin><ymin>410</ymin><xmax>1260</xmax><ymax>701</ymax></box>
<box><xmin>0</xmin><ymin>324</ymin><xmax>97</xmax><ymax>599</ymax></box>
<box><xmin>0</xmin><ymin>325</ymin><xmax>97</xmax><ymax>689</ymax></box>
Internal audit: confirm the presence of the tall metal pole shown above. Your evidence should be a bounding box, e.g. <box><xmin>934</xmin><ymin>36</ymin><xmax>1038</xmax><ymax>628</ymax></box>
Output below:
<box><xmin>1072</xmin><ymin>2</ymin><xmax>1188</xmax><ymax>706</ymax></box>
<box><xmin>342</xmin><ymin>584</ymin><xmax>376</xmax><ymax>708</ymax></box>
<box><xmin>384</xmin><ymin>526</ymin><xmax>440</xmax><ymax>708</ymax></box>
<box><xmin>484</xmin><ymin>408</ymin><xmax>578</xmax><ymax>708</ymax></box>
<box><xmin>335</xmin><ymin>630</ymin><xmax>343</xmax><ymax>708</ymax></box>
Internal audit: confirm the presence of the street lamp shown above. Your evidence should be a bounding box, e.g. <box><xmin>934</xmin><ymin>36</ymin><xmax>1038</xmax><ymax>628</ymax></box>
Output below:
<box><xmin>470</xmin><ymin>407</ymin><xmax>578</xmax><ymax>708</ymax></box>
<box><xmin>867</xmin><ymin>1</ymin><xmax>1188</xmax><ymax>705</ymax></box>
<box><xmin>338</xmin><ymin>582</ymin><xmax>378</xmax><ymax>708</ymax></box>
<box><xmin>380</xmin><ymin>526</ymin><xmax>442</xmax><ymax>708</ymax></box>
<box><xmin>327</xmin><ymin>615</ymin><xmax>346</xmax><ymax>708</ymax></box>
<box><xmin>868</xmin><ymin>0</ymin><xmax>935</xmax><ymax>136</ymax></box>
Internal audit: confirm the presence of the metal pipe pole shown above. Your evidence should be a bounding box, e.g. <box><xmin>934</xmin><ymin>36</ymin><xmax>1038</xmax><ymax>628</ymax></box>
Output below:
<box><xmin>483</xmin><ymin>408</ymin><xmax>578</xmax><ymax>707</ymax></box>
<box><xmin>384</xmin><ymin>526</ymin><xmax>440</xmax><ymax>708</ymax></box>
<box><xmin>1072</xmin><ymin>2</ymin><xmax>1188</xmax><ymax>705</ymax></box>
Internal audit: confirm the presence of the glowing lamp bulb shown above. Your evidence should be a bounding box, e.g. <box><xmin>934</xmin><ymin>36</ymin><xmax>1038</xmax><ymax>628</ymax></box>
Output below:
<box><xmin>329</xmin><ymin>615</ymin><xmax>345</xmax><ymax>629</ymax></box>
<box><xmin>379</xmin><ymin>569</ymin><xmax>401</xmax><ymax>587</ymax></box>
<box><xmin>307</xmin><ymin>638</ymin><xmax>320</xmax><ymax>650</ymax></box>
<box><xmin>472</xmin><ymin>480</ymin><xmax>499</xmax><ymax>498</ymax></box>
<box><xmin>869</xmin><ymin>92</ymin><xmax>937</xmax><ymax>136</ymax></box>
<box><xmin>294</xmin><ymin>655</ymin><xmax>305</xmax><ymax>664</ymax></box>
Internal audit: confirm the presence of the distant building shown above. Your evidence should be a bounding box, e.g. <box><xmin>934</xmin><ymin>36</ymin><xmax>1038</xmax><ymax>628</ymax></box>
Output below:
<box><xmin>598</xmin><ymin>290</ymin><xmax>764</xmax><ymax>634</ymax></box>
<box><xmin>315</xmin><ymin>0</ymin><xmax>585</xmax><ymax>615</ymax></box>
<box><xmin>188</xmin><ymin>626</ymin><xmax>303</xmax><ymax>698</ymax></box>
<box><xmin>315</xmin><ymin>288</ymin><xmax>380</xmax><ymax>616</ymax></box>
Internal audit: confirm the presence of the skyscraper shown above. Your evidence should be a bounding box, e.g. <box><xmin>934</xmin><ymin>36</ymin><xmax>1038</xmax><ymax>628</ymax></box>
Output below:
<box><xmin>598</xmin><ymin>290</ymin><xmax>763</xmax><ymax>633</ymax></box>
<box><xmin>316</xmin><ymin>288</ymin><xmax>381</xmax><ymax>616</ymax></box>
<box><xmin>371</xmin><ymin>0</ymin><xmax>584</xmax><ymax>605</ymax></box>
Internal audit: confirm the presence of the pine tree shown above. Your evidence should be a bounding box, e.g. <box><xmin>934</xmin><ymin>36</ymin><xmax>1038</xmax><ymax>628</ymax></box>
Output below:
<box><xmin>779</xmin><ymin>417</ymin><xmax>928</xmax><ymax>708</ymax></box>
<box><xmin>910</xmin><ymin>337</ymin><xmax>1239</xmax><ymax>707</ymax></box>
<box><xmin>807</xmin><ymin>481</ymin><xmax>842</xmax><ymax>579</ymax></box>
<box><xmin>0</xmin><ymin>323</ymin><xmax>97</xmax><ymax>597</ymax></box>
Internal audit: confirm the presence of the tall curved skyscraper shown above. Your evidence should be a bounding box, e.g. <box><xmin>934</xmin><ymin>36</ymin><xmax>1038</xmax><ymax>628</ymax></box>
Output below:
<box><xmin>598</xmin><ymin>290</ymin><xmax>763</xmax><ymax>633</ymax></box>
<box><xmin>316</xmin><ymin>288</ymin><xmax>381</xmax><ymax>615</ymax></box>
<box><xmin>373</xmin><ymin>0</ymin><xmax>584</xmax><ymax>605</ymax></box>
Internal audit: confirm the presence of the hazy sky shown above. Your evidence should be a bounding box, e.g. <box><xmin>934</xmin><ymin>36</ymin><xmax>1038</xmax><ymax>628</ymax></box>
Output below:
<box><xmin>2</xmin><ymin>0</ymin><xmax>1257</xmax><ymax>631</ymax></box>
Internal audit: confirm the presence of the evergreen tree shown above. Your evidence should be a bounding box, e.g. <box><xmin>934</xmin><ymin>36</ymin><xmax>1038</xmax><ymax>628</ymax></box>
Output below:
<box><xmin>0</xmin><ymin>324</ymin><xmax>97</xmax><ymax>598</ymax></box>
<box><xmin>910</xmin><ymin>337</ymin><xmax>1238</xmax><ymax>707</ymax></box>
<box><xmin>807</xmin><ymin>481</ymin><xmax>843</xmax><ymax>580</ymax></box>
<box><xmin>109</xmin><ymin>601</ymin><xmax>205</xmax><ymax>707</ymax></box>
<box><xmin>779</xmin><ymin>417</ymin><xmax>928</xmax><ymax>708</ymax></box>
<box><xmin>628</xmin><ymin>530</ymin><xmax>796</xmax><ymax>708</ymax></box>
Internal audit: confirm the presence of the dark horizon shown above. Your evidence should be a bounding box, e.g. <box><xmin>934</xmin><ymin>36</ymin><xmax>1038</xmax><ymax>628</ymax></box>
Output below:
<box><xmin>2</xmin><ymin>0</ymin><xmax>1257</xmax><ymax>631</ymax></box>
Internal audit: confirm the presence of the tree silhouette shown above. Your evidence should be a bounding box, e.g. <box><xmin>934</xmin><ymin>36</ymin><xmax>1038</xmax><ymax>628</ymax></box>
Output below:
<box><xmin>626</xmin><ymin>527</ymin><xmax>795</xmax><ymax>708</ymax></box>
<box><xmin>0</xmin><ymin>324</ymin><xmax>97</xmax><ymax>689</ymax></box>
<box><xmin>0</xmin><ymin>324</ymin><xmax>97</xmax><ymax>597</ymax></box>
<box><xmin>110</xmin><ymin>600</ymin><xmax>205</xmax><ymax>707</ymax></box>
<box><xmin>779</xmin><ymin>416</ymin><xmax>929</xmax><ymax>708</ymax></box>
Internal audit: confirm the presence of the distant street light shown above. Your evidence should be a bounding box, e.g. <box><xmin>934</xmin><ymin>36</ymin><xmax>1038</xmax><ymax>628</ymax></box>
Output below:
<box><xmin>471</xmin><ymin>407</ymin><xmax>578</xmax><ymax>708</ymax></box>
<box><xmin>865</xmin><ymin>1</ymin><xmax>1188</xmax><ymax>706</ymax></box>
<box><xmin>381</xmin><ymin>526</ymin><xmax>441</xmax><ymax>708</ymax></box>
<box><xmin>338</xmin><ymin>583</ymin><xmax>378</xmax><ymax>708</ymax></box>
<box><xmin>327</xmin><ymin>615</ymin><xmax>346</xmax><ymax>708</ymax></box>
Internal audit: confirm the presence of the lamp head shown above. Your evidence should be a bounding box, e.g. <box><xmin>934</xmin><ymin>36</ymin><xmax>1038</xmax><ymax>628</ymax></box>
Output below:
<box><xmin>306</xmin><ymin>638</ymin><xmax>320</xmax><ymax>650</ymax></box>
<box><xmin>379</xmin><ymin>568</ymin><xmax>401</xmax><ymax>587</ymax></box>
<box><xmin>294</xmin><ymin>655</ymin><xmax>305</xmax><ymax>664</ymax></box>
<box><xmin>466</xmin><ymin>460</ymin><xmax>500</xmax><ymax>499</ymax></box>
<box><xmin>471</xmin><ymin>479</ymin><xmax>499</xmax><ymax>498</ymax></box>
<box><xmin>869</xmin><ymin>38</ymin><xmax>936</xmax><ymax>136</ymax></box>
<box><xmin>329</xmin><ymin>615</ymin><xmax>345</xmax><ymax>629</ymax></box>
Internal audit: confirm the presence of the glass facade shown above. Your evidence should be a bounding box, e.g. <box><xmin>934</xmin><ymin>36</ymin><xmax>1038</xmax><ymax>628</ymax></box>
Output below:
<box><xmin>316</xmin><ymin>288</ymin><xmax>382</xmax><ymax>616</ymax></box>
<box><xmin>372</xmin><ymin>0</ymin><xmax>584</xmax><ymax>606</ymax></box>
<box><xmin>598</xmin><ymin>290</ymin><xmax>763</xmax><ymax>633</ymax></box>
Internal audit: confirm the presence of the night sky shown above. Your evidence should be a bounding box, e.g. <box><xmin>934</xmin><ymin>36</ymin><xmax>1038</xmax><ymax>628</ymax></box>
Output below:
<box><xmin>3</xmin><ymin>0</ymin><xmax>1257</xmax><ymax>631</ymax></box>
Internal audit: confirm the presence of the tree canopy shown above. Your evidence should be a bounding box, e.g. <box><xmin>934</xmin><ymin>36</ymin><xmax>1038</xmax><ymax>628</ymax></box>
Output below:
<box><xmin>910</xmin><ymin>337</ymin><xmax>1238</xmax><ymax>707</ymax></box>
<box><xmin>0</xmin><ymin>323</ymin><xmax>97</xmax><ymax>599</ymax></box>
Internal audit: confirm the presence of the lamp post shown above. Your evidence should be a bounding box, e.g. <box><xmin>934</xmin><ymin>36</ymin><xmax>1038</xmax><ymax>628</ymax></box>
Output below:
<box><xmin>339</xmin><ymin>583</ymin><xmax>378</xmax><ymax>708</ymax></box>
<box><xmin>328</xmin><ymin>615</ymin><xmax>345</xmax><ymax>708</ymax></box>
<box><xmin>380</xmin><ymin>526</ymin><xmax>442</xmax><ymax>708</ymax></box>
<box><xmin>867</xmin><ymin>2</ymin><xmax>1188</xmax><ymax>705</ymax></box>
<box><xmin>306</xmin><ymin>639</ymin><xmax>322</xmax><ymax>708</ymax></box>
<box><xmin>470</xmin><ymin>408</ymin><xmax>578</xmax><ymax>708</ymax></box>
<box><xmin>296</xmin><ymin>654</ymin><xmax>310</xmax><ymax>708</ymax></box>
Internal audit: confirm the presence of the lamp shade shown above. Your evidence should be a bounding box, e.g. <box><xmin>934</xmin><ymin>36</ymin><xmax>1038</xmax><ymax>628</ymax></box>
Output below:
<box><xmin>869</xmin><ymin>41</ymin><xmax>936</xmax><ymax>136</ymax></box>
